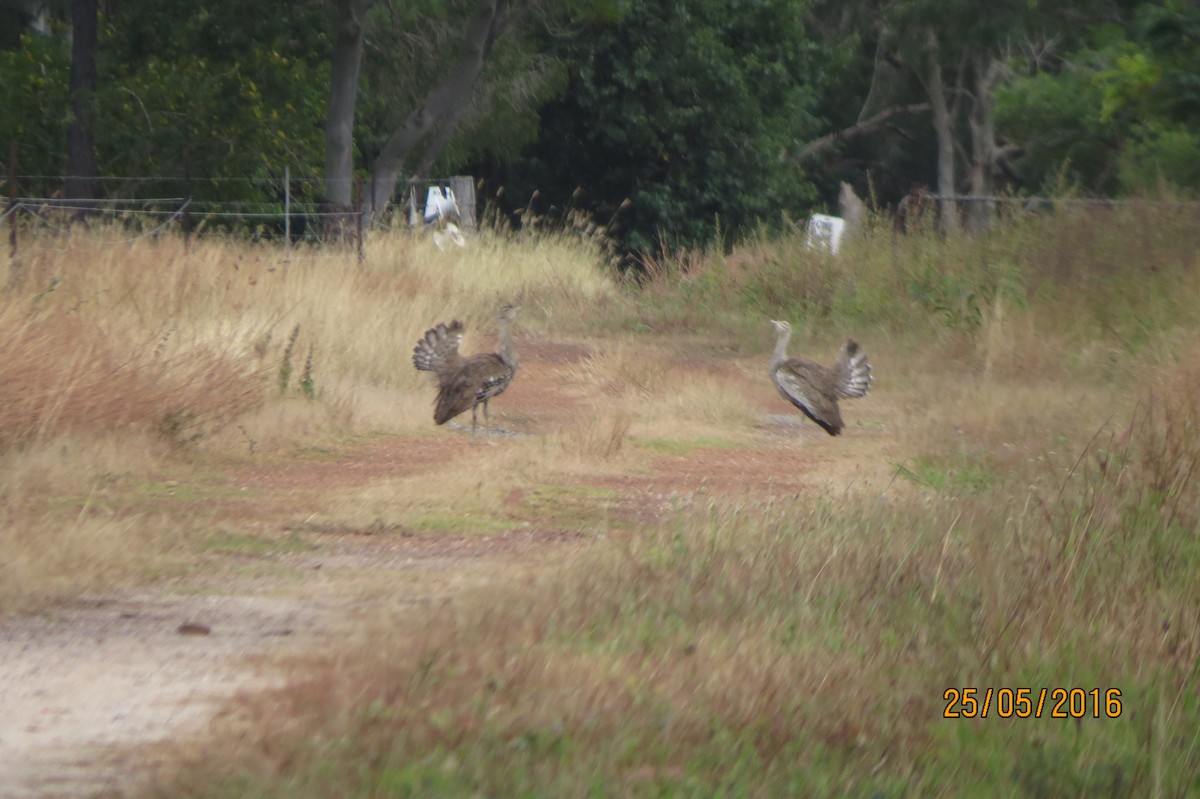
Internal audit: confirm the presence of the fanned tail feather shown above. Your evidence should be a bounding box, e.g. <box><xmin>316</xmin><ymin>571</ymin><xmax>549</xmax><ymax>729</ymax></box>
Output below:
<box><xmin>412</xmin><ymin>320</ymin><xmax>464</xmax><ymax>374</ymax></box>
<box><xmin>835</xmin><ymin>339</ymin><xmax>872</xmax><ymax>399</ymax></box>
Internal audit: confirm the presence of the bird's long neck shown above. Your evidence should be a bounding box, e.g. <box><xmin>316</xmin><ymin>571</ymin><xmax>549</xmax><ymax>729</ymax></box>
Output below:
<box><xmin>771</xmin><ymin>327</ymin><xmax>791</xmax><ymax>368</ymax></box>
<box><xmin>497</xmin><ymin>321</ymin><xmax>517</xmax><ymax>369</ymax></box>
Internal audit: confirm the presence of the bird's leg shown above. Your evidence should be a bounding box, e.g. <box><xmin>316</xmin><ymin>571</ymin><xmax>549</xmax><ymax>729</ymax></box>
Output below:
<box><xmin>470</xmin><ymin>405</ymin><xmax>479</xmax><ymax>440</ymax></box>
<box><xmin>482</xmin><ymin>399</ymin><xmax>490</xmax><ymax>427</ymax></box>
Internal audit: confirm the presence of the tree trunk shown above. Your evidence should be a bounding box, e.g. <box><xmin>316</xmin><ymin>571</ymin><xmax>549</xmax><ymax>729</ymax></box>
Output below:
<box><xmin>368</xmin><ymin>0</ymin><xmax>509</xmax><ymax>214</ymax></box>
<box><xmin>966</xmin><ymin>54</ymin><xmax>1003</xmax><ymax>231</ymax></box>
<box><xmin>64</xmin><ymin>0</ymin><xmax>99</xmax><ymax>202</ymax></box>
<box><xmin>324</xmin><ymin>0</ymin><xmax>371</xmax><ymax>208</ymax></box>
<box><xmin>926</xmin><ymin>30</ymin><xmax>958</xmax><ymax>234</ymax></box>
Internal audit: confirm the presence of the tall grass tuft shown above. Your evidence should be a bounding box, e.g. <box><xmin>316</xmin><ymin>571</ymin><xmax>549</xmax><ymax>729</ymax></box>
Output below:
<box><xmin>0</xmin><ymin>308</ymin><xmax>265</xmax><ymax>448</ymax></box>
<box><xmin>278</xmin><ymin>323</ymin><xmax>301</xmax><ymax>394</ymax></box>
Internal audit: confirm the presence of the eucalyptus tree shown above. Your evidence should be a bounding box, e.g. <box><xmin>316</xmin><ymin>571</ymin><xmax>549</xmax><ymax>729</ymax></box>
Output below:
<box><xmin>64</xmin><ymin>0</ymin><xmax>98</xmax><ymax>200</ymax></box>
<box><xmin>805</xmin><ymin>0</ymin><xmax>1111</xmax><ymax>229</ymax></box>
<box><xmin>322</xmin><ymin>0</ymin><xmax>574</xmax><ymax>214</ymax></box>
<box><xmin>98</xmin><ymin>0</ymin><xmax>330</xmax><ymax>197</ymax></box>
<box><xmin>873</xmin><ymin>1</ymin><xmax>1072</xmax><ymax>228</ymax></box>
<box><xmin>325</xmin><ymin>0</ymin><xmax>369</xmax><ymax>208</ymax></box>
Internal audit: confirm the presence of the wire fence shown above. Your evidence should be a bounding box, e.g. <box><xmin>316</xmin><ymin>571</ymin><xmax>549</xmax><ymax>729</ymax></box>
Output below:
<box><xmin>877</xmin><ymin>188</ymin><xmax>1200</xmax><ymax>237</ymax></box>
<box><xmin>2</xmin><ymin>172</ymin><xmax>478</xmax><ymax>259</ymax></box>
<box><xmin>6</xmin><ymin>167</ymin><xmax>1198</xmax><ymax>258</ymax></box>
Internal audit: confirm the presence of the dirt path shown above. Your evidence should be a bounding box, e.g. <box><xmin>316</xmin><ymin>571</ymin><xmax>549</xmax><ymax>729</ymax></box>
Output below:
<box><xmin>0</xmin><ymin>343</ymin><xmax>896</xmax><ymax>798</ymax></box>
<box><xmin>0</xmin><ymin>526</ymin><xmax>585</xmax><ymax>798</ymax></box>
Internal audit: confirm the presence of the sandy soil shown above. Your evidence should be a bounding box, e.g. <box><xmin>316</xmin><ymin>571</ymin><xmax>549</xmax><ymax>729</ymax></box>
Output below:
<box><xmin>0</xmin><ymin>340</ymin><xmax>895</xmax><ymax>798</ymax></box>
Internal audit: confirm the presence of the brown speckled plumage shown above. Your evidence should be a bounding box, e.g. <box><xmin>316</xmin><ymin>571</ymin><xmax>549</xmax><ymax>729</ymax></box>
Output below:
<box><xmin>769</xmin><ymin>319</ymin><xmax>871</xmax><ymax>436</ymax></box>
<box><xmin>413</xmin><ymin>305</ymin><xmax>520</xmax><ymax>437</ymax></box>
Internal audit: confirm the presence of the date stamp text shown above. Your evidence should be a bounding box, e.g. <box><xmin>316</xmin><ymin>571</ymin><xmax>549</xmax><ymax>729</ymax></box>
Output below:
<box><xmin>943</xmin><ymin>688</ymin><xmax>1122</xmax><ymax>719</ymax></box>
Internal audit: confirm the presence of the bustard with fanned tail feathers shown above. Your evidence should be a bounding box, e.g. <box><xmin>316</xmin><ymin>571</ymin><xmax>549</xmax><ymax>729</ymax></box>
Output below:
<box><xmin>769</xmin><ymin>319</ymin><xmax>872</xmax><ymax>436</ymax></box>
<box><xmin>412</xmin><ymin>305</ymin><xmax>521</xmax><ymax>437</ymax></box>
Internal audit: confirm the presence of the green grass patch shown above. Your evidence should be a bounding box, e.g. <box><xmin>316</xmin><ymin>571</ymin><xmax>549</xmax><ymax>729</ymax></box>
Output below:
<box><xmin>134</xmin><ymin>479</ymin><xmax>234</xmax><ymax>502</ymax></box>
<box><xmin>633</xmin><ymin>436</ymin><xmax>743</xmax><ymax>455</ymax></box>
<box><xmin>894</xmin><ymin>453</ymin><xmax>999</xmax><ymax>494</ymax></box>
<box><xmin>201</xmin><ymin>530</ymin><xmax>317</xmax><ymax>555</ymax></box>
<box><xmin>409</xmin><ymin>511</ymin><xmax>516</xmax><ymax>536</ymax></box>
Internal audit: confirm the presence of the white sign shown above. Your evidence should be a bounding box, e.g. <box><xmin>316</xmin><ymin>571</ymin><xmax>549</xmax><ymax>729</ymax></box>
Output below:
<box><xmin>805</xmin><ymin>214</ymin><xmax>846</xmax><ymax>255</ymax></box>
<box><xmin>424</xmin><ymin>186</ymin><xmax>460</xmax><ymax>223</ymax></box>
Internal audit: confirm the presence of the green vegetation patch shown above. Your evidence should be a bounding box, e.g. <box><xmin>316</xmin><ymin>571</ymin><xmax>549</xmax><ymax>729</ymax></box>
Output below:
<box><xmin>201</xmin><ymin>530</ymin><xmax>316</xmax><ymax>556</ymax></box>
<box><xmin>895</xmin><ymin>453</ymin><xmax>999</xmax><ymax>494</ymax></box>
<box><xmin>409</xmin><ymin>511</ymin><xmax>516</xmax><ymax>536</ymax></box>
<box><xmin>633</xmin><ymin>437</ymin><xmax>743</xmax><ymax>455</ymax></box>
<box><xmin>133</xmin><ymin>479</ymin><xmax>242</xmax><ymax>502</ymax></box>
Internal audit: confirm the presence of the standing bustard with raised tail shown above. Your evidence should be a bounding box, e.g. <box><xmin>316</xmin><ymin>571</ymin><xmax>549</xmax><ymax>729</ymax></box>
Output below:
<box><xmin>412</xmin><ymin>305</ymin><xmax>521</xmax><ymax>437</ymax></box>
<box><xmin>769</xmin><ymin>320</ymin><xmax>871</xmax><ymax>436</ymax></box>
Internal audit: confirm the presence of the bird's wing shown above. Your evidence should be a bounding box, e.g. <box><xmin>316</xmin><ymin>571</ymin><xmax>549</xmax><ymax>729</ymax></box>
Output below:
<box><xmin>434</xmin><ymin>353</ymin><xmax>514</xmax><ymax>424</ymax></box>
<box><xmin>832</xmin><ymin>339</ymin><xmax>872</xmax><ymax>399</ymax></box>
<box><xmin>774</xmin><ymin>360</ymin><xmax>844</xmax><ymax>435</ymax></box>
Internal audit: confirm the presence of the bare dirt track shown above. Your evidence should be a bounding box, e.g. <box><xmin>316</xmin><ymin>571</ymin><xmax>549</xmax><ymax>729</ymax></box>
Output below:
<box><xmin>0</xmin><ymin>342</ymin><xmax>896</xmax><ymax>798</ymax></box>
<box><xmin>0</xmin><ymin>526</ymin><xmax>586</xmax><ymax>798</ymax></box>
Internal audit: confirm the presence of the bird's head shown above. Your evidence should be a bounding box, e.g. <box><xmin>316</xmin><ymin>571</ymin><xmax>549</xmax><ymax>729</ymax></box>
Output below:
<box><xmin>498</xmin><ymin>304</ymin><xmax>522</xmax><ymax>322</ymax></box>
<box><xmin>770</xmin><ymin>319</ymin><xmax>792</xmax><ymax>336</ymax></box>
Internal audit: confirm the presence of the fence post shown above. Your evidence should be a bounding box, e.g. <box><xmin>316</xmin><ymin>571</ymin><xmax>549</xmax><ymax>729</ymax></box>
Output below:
<box><xmin>354</xmin><ymin>174</ymin><xmax>364</xmax><ymax>264</ymax></box>
<box><xmin>182</xmin><ymin>160</ymin><xmax>192</xmax><ymax>248</ymax></box>
<box><xmin>369</xmin><ymin>170</ymin><xmax>377</xmax><ymax>227</ymax></box>
<box><xmin>283</xmin><ymin>165</ymin><xmax>291</xmax><ymax>247</ymax></box>
<box><xmin>7</xmin><ymin>140</ymin><xmax>17</xmax><ymax>258</ymax></box>
<box><xmin>449</xmin><ymin>175</ymin><xmax>476</xmax><ymax>231</ymax></box>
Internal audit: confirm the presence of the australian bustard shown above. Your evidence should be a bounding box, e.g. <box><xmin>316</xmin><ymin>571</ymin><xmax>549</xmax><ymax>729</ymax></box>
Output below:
<box><xmin>412</xmin><ymin>305</ymin><xmax>521</xmax><ymax>437</ymax></box>
<box><xmin>769</xmin><ymin>319</ymin><xmax>871</xmax><ymax>436</ymax></box>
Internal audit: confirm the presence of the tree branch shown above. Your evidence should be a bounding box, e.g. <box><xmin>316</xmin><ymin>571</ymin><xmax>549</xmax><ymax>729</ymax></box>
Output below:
<box><xmin>796</xmin><ymin>103</ymin><xmax>931</xmax><ymax>161</ymax></box>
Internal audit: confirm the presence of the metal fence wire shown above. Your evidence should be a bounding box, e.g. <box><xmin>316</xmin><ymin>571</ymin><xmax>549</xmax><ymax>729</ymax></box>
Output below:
<box><xmin>1</xmin><ymin>174</ymin><xmax>478</xmax><ymax>255</ymax></box>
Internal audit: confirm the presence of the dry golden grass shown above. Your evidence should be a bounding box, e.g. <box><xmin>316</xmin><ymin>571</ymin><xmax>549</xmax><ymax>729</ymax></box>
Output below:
<box><xmin>0</xmin><ymin>306</ymin><xmax>265</xmax><ymax>449</ymax></box>
<box><xmin>0</xmin><ymin>226</ymin><xmax>617</xmax><ymax>611</ymax></box>
<box><xmin>5</xmin><ymin>208</ymin><xmax>1200</xmax><ymax>793</ymax></box>
<box><xmin>7</xmin><ymin>226</ymin><xmax>614</xmax><ymax>396</ymax></box>
<box><xmin>567</xmin><ymin>339</ymin><xmax>671</xmax><ymax>399</ymax></box>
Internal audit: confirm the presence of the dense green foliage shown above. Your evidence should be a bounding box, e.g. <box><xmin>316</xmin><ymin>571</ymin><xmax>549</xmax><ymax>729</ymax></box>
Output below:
<box><xmin>1</xmin><ymin>1</ymin><xmax>330</xmax><ymax>201</ymax></box>
<box><xmin>996</xmin><ymin>1</ymin><xmax>1200</xmax><ymax>194</ymax></box>
<box><xmin>1</xmin><ymin>0</ymin><xmax>1197</xmax><ymax>250</ymax></box>
<box><xmin>489</xmin><ymin>0</ymin><xmax>823</xmax><ymax>255</ymax></box>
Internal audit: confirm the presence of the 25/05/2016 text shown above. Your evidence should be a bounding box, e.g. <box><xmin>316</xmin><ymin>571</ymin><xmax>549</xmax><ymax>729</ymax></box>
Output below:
<box><xmin>942</xmin><ymin>688</ymin><xmax>1122</xmax><ymax>719</ymax></box>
